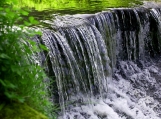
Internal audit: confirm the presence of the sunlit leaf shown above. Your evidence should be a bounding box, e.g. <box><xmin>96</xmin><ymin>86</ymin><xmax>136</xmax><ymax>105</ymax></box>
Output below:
<box><xmin>29</xmin><ymin>16</ymin><xmax>34</xmax><ymax>22</ymax></box>
<box><xmin>21</xmin><ymin>10</ymin><xmax>29</xmax><ymax>16</ymax></box>
<box><xmin>24</xmin><ymin>21</ymin><xmax>31</xmax><ymax>26</ymax></box>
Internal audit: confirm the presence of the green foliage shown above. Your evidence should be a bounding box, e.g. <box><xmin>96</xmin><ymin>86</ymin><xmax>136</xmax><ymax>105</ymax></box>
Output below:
<box><xmin>17</xmin><ymin>0</ymin><xmax>142</xmax><ymax>12</ymax></box>
<box><xmin>0</xmin><ymin>1</ymin><xmax>56</xmax><ymax>118</ymax></box>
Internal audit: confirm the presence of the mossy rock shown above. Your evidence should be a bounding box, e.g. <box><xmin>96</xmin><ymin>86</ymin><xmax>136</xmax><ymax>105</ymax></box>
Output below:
<box><xmin>0</xmin><ymin>103</ymin><xmax>48</xmax><ymax>119</ymax></box>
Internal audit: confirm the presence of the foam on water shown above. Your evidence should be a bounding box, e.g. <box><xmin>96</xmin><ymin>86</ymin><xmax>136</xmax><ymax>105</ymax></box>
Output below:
<box><xmin>58</xmin><ymin>59</ymin><xmax>161</xmax><ymax>119</ymax></box>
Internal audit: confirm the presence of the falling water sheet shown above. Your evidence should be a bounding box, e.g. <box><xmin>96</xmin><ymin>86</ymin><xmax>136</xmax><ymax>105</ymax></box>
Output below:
<box><xmin>38</xmin><ymin>6</ymin><xmax>161</xmax><ymax>119</ymax></box>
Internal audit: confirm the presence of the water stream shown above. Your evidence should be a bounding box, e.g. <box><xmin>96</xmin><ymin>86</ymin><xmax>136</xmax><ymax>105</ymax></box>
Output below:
<box><xmin>37</xmin><ymin>6</ymin><xmax>161</xmax><ymax>119</ymax></box>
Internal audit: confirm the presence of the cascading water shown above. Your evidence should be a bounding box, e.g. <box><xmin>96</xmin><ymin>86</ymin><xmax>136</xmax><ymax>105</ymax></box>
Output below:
<box><xmin>41</xmin><ymin>16</ymin><xmax>112</xmax><ymax>116</ymax></box>
<box><xmin>38</xmin><ymin>7</ymin><xmax>161</xmax><ymax>119</ymax></box>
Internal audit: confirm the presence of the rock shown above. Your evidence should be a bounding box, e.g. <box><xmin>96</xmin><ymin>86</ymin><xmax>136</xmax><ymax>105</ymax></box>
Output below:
<box><xmin>0</xmin><ymin>102</ymin><xmax>48</xmax><ymax>119</ymax></box>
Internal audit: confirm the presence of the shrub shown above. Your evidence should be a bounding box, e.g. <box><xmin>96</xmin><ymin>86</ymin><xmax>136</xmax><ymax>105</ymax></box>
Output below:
<box><xmin>0</xmin><ymin>1</ymin><xmax>56</xmax><ymax>118</ymax></box>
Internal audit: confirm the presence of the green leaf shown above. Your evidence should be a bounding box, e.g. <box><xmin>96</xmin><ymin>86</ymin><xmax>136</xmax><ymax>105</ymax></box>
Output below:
<box><xmin>11</xmin><ymin>65</ymin><xmax>18</xmax><ymax>72</ymax></box>
<box><xmin>18</xmin><ymin>98</ymin><xmax>25</xmax><ymax>103</ymax></box>
<box><xmin>39</xmin><ymin>91</ymin><xmax>46</xmax><ymax>95</ymax></box>
<box><xmin>21</xmin><ymin>11</ymin><xmax>29</xmax><ymax>16</ymax></box>
<box><xmin>7</xmin><ymin>12</ymin><xmax>15</xmax><ymax>19</ymax></box>
<box><xmin>24</xmin><ymin>21</ymin><xmax>31</xmax><ymax>26</ymax></box>
<box><xmin>17</xmin><ymin>70</ymin><xmax>22</xmax><ymax>76</ymax></box>
<box><xmin>28</xmin><ymin>16</ymin><xmax>39</xmax><ymax>25</ymax></box>
<box><xmin>0</xmin><ymin>103</ymin><xmax>5</xmax><ymax>111</ymax></box>
<box><xmin>29</xmin><ymin>16</ymin><xmax>34</xmax><ymax>23</ymax></box>
<box><xmin>6</xmin><ymin>82</ymin><xmax>17</xmax><ymax>89</ymax></box>
<box><xmin>2</xmin><ymin>80</ymin><xmax>17</xmax><ymax>89</ymax></box>
<box><xmin>36</xmin><ymin>31</ymin><xmax>42</xmax><ymax>35</ymax></box>
<box><xmin>0</xmin><ymin>7</ymin><xmax>3</xmax><ymax>11</ymax></box>
<box><xmin>17</xmin><ymin>17</ymin><xmax>23</xmax><ymax>21</ymax></box>
<box><xmin>0</xmin><ymin>80</ymin><xmax>6</xmax><ymax>87</ymax></box>
<box><xmin>39</xmin><ymin>44</ymin><xmax>48</xmax><ymax>51</ymax></box>
<box><xmin>28</xmin><ymin>40</ymin><xmax>36</xmax><ymax>46</ymax></box>
<box><xmin>33</xmin><ymin>20</ymin><xmax>39</xmax><ymax>25</ymax></box>
<box><xmin>32</xmin><ymin>45</ymin><xmax>39</xmax><ymax>52</ymax></box>
<box><xmin>4</xmin><ymin>92</ymin><xmax>15</xmax><ymax>99</ymax></box>
<box><xmin>0</xmin><ymin>54</ymin><xmax>10</xmax><ymax>59</ymax></box>
<box><xmin>5</xmin><ymin>8</ymin><xmax>10</xmax><ymax>12</ymax></box>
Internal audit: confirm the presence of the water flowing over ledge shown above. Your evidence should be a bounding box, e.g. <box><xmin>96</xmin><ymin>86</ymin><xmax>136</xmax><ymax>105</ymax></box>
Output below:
<box><xmin>36</xmin><ymin>7</ymin><xmax>161</xmax><ymax>119</ymax></box>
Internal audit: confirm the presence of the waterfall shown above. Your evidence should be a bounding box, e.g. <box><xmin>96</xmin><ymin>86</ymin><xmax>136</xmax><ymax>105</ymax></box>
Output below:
<box><xmin>38</xmin><ymin>7</ymin><xmax>161</xmax><ymax>119</ymax></box>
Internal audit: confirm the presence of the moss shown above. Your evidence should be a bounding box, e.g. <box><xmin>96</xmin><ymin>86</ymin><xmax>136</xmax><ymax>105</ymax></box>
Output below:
<box><xmin>0</xmin><ymin>103</ymin><xmax>48</xmax><ymax>119</ymax></box>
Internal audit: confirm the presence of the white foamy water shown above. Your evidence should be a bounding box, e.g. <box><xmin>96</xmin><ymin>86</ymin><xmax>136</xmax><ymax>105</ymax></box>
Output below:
<box><xmin>142</xmin><ymin>1</ymin><xmax>161</xmax><ymax>8</ymax></box>
<box><xmin>58</xmin><ymin>59</ymin><xmax>161</xmax><ymax>119</ymax></box>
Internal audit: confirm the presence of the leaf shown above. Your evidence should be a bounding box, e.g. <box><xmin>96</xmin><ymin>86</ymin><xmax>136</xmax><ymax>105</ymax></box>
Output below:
<box><xmin>21</xmin><ymin>11</ymin><xmax>29</xmax><ymax>16</ymax></box>
<box><xmin>6</xmin><ymin>82</ymin><xmax>17</xmax><ymax>89</ymax></box>
<box><xmin>0</xmin><ymin>80</ymin><xmax>6</xmax><ymax>86</ymax></box>
<box><xmin>0</xmin><ymin>7</ymin><xmax>3</xmax><ymax>11</ymax></box>
<box><xmin>5</xmin><ymin>8</ymin><xmax>10</xmax><ymax>12</ymax></box>
<box><xmin>32</xmin><ymin>45</ymin><xmax>39</xmax><ymax>52</ymax></box>
<box><xmin>17</xmin><ymin>17</ymin><xmax>23</xmax><ymax>21</ymax></box>
<box><xmin>2</xmin><ymin>80</ymin><xmax>17</xmax><ymax>89</ymax></box>
<box><xmin>0</xmin><ymin>54</ymin><xmax>10</xmax><ymax>59</ymax></box>
<box><xmin>17</xmin><ymin>70</ymin><xmax>22</xmax><ymax>76</ymax></box>
<box><xmin>0</xmin><ymin>103</ymin><xmax>5</xmax><ymax>111</ymax></box>
<box><xmin>11</xmin><ymin>65</ymin><xmax>18</xmax><ymax>72</ymax></box>
<box><xmin>36</xmin><ymin>31</ymin><xmax>42</xmax><ymax>35</ymax></box>
<box><xmin>7</xmin><ymin>11</ymin><xmax>15</xmax><ymax>19</ymax></box>
<box><xmin>39</xmin><ymin>44</ymin><xmax>48</xmax><ymax>51</ymax></box>
<box><xmin>39</xmin><ymin>91</ymin><xmax>46</xmax><ymax>95</ymax></box>
<box><xmin>29</xmin><ymin>16</ymin><xmax>39</xmax><ymax>25</ymax></box>
<box><xmin>18</xmin><ymin>98</ymin><xmax>25</xmax><ymax>103</ymax></box>
<box><xmin>24</xmin><ymin>21</ymin><xmax>31</xmax><ymax>26</ymax></box>
<box><xmin>28</xmin><ymin>40</ymin><xmax>36</xmax><ymax>46</ymax></box>
<box><xmin>29</xmin><ymin>16</ymin><xmax>34</xmax><ymax>23</ymax></box>
<box><xmin>33</xmin><ymin>20</ymin><xmax>39</xmax><ymax>25</ymax></box>
<box><xmin>4</xmin><ymin>92</ymin><xmax>14</xmax><ymax>99</ymax></box>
